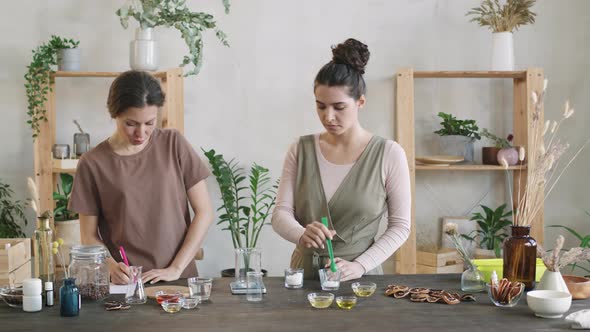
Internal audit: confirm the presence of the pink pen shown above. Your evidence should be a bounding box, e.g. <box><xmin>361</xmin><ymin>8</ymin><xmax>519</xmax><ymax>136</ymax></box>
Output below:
<box><xmin>119</xmin><ymin>246</ymin><xmax>130</xmax><ymax>266</ymax></box>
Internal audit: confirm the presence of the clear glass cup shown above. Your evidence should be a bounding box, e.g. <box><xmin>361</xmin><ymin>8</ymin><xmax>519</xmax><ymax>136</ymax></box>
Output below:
<box><xmin>187</xmin><ymin>277</ymin><xmax>212</xmax><ymax>303</ymax></box>
<box><xmin>246</xmin><ymin>271</ymin><xmax>263</xmax><ymax>302</ymax></box>
<box><xmin>319</xmin><ymin>268</ymin><xmax>340</xmax><ymax>291</ymax></box>
<box><xmin>284</xmin><ymin>268</ymin><xmax>304</xmax><ymax>289</ymax></box>
<box><xmin>125</xmin><ymin>266</ymin><xmax>146</xmax><ymax>304</ymax></box>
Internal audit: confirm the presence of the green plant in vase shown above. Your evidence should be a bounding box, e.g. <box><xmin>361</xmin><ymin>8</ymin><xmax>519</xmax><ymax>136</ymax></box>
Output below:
<box><xmin>24</xmin><ymin>36</ymin><xmax>79</xmax><ymax>138</ymax></box>
<box><xmin>434</xmin><ymin>112</ymin><xmax>481</xmax><ymax>162</ymax></box>
<box><xmin>53</xmin><ymin>173</ymin><xmax>78</xmax><ymax>222</ymax></box>
<box><xmin>462</xmin><ymin>204</ymin><xmax>512</xmax><ymax>258</ymax></box>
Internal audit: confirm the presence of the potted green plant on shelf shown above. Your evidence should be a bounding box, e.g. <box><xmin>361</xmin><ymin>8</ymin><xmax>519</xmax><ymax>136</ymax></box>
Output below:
<box><xmin>116</xmin><ymin>0</ymin><xmax>231</xmax><ymax>76</ymax></box>
<box><xmin>466</xmin><ymin>0</ymin><xmax>537</xmax><ymax>70</ymax></box>
<box><xmin>24</xmin><ymin>35</ymin><xmax>80</xmax><ymax>138</ymax></box>
<box><xmin>480</xmin><ymin>129</ymin><xmax>520</xmax><ymax>165</ymax></box>
<box><xmin>203</xmin><ymin>148</ymin><xmax>277</xmax><ymax>278</ymax></box>
<box><xmin>0</xmin><ymin>180</ymin><xmax>29</xmax><ymax>238</ymax></box>
<box><xmin>462</xmin><ymin>204</ymin><xmax>512</xmax><ymax>258</ymax></box>
<box><xmin>53</xmin><ymin>173</ymin><xmax>80</xmax><ymax>265</ymax></box>
<box><xmin>434</xmin><ymin>112</ymin><xmax>481</xmax><ymax>162</ymax></box>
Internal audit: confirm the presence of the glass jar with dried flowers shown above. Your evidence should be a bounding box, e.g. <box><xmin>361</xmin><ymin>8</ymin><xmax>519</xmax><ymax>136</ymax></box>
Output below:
<box><xmin>444</xmin><ymin>223</ymin><xmax>485</xmax><ymax>292</ymax></box>
<box><xmin>501</xmin><ymin>80</ymin><xmax>590</xmax><ymax>290</ymax></box>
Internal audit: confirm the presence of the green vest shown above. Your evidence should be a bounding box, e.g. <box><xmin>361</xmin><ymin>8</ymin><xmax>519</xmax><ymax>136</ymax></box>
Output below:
<box><xmin>290</xmin><ymin>134</ymin><xmax>387</xmax><ymax>279</ymax></box>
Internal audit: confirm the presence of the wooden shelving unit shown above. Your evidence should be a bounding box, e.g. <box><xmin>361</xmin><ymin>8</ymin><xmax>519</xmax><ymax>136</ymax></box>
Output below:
<box><xmin>33</xmin><ymin>68</ymin><xmax>185</xmax><ymax>225</ymax></box>
<box><xmin>393</xmin><ymin>68</ymin><xmax>545</xmax><ymax>274</ymax></box>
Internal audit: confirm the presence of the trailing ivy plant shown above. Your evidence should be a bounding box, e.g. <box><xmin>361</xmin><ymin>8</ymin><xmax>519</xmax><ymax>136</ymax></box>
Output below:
<box><xmin>116</xmin><ymin>0</ymin><xmax>231</xmax><ymax>77</ymax></box>
<box><xmin>202</xmin><ymin>148</ymin><xmax>277</xmax><ymax>249</ymax></box>
<box><xmin>24</xmin><ymin>36</ymin><xmax>79</xmax><ymax>138</ymax></box>
<box><xmin>0</xmin><ymin>180</ymin><xmax>29</xmax><ymax>238</ymax></box>
<box><xmin>434</xmin><ymin>112</ymin><xmax>482</xmax><ymax>140</ymax></box>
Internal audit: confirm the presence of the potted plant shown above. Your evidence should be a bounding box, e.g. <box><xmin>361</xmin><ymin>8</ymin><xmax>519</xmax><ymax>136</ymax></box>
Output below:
<box><xmin>203</xmin><ymin>149</ymin><xmax>277</xmax><ymax>278</ymax></box>
<box><xmin>115</xmin><ymin>0</ymin><xmax>231</xmax><ymax>76</ymax></box>
<box><xmin>466</xmin><ymin>0</ymin><xmax>537</xmax><ymax>70</ymax></box>
<box><xmin>480</xmin><ymin>129</ymin><xmax>520</xmax><ymax>165</ymax></box>
<box><xmin>24</xmin><ymin>35</ymin><xmax>80</xmax><ymax>138</ymax></box>
<box><xmin>434</xmin><ymin>112</ymin><xmax>481</xmax><ymax>162</ymax></box>
<box><xmin>53</xmin><ymin>173</ymin><xmax>80</xmax><ymax>265</ymax></box>
<box><xmin>462</xmin><ymin>204</ymin><xmax>512</xmax><ymax>258</ymax></box>
<box><xmin>0</xmin><ymin>180</ymin><xmax>28</xmax><ymax>238</ymax></box>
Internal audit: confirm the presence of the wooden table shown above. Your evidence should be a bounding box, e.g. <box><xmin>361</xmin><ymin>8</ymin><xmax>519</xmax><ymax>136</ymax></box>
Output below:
<box><xmin>1</xmin><ymin>274</ymin><xmax>586</xmax><ymax>331</ymax></box>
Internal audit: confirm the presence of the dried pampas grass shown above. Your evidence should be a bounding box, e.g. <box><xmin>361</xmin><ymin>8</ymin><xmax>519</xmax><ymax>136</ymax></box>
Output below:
<box><xmin>537</xmin><ymin>235</ymin><xmax>590</xmax><ymax>272</ymax></box>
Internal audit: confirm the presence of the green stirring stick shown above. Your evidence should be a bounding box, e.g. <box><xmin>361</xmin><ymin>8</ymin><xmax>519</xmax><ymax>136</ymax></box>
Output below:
<box><xmin>321</xmin><ymin>217</ymin><xmax>337</xmax><ymax>272</ymax></box>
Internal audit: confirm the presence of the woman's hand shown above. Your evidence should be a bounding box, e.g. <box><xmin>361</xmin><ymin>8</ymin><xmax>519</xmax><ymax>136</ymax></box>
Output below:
<box><xmin>142</xmin><ymin>266</ymin><xmax>183</xmax><ymax>284</ymax></box>
<box><xmin>108</xmin><ymin>260</ymin><xmax>131</xmax><ymax>285</ymax></box>
<box><xmin>298</xmin><ymin>221</ymin><xmax>337</xmax><ymax>249</ymax></box>
<box><xmin>325</xmin><ymin>258</ymin><xmax>365</xmax><ymax>281</ymax></box>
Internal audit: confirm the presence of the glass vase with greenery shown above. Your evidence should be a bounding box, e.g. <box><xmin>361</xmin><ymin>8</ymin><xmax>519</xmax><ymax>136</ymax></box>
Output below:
<box><xmin>466</xmin><ymin>0</ymin><xmax>537</xmax><ymax>33</ymax></box>
<box><xmin>24</xmin><ymin>36</ymin><xmax>79</xmax><ymax>138</ymax></box>
<box><xmin>116</xmin><ymin>0</ymin><xmax>231</xmax><ymax>76</ymax></box>
<box><xmin>462</xmin><ymin>204</ymin><xmax>512</xmax><ymax>258</ymax></box>
<box><xmin>0</xmin><ymin>180</ymin><xmax>29</xmax><ymax>238</ymax></box>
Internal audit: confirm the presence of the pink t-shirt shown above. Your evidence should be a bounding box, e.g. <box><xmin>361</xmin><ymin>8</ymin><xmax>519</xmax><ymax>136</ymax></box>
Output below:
<box><xmin>272</xmin><ymin>134</ymin><xmax>411</xmax><ymax>273</ymax></box>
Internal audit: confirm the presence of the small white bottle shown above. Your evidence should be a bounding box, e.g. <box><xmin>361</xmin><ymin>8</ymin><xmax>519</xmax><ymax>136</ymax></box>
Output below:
<box><xmin>22</xmin><ymin>278</ymin><xmax>42</xmax><ymax>312</ymax></box>
<box><xmin>45</xmin><ymin>282</ymin><xmax>54</xmax><ymax>307</ymax></box>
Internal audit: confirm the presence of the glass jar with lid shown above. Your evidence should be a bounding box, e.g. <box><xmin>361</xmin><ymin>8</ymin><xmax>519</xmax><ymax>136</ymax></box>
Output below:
<box><xmin>68</xmin><ymin>245</ymin><xmax>110</xmax><ymax>300</ymax></box>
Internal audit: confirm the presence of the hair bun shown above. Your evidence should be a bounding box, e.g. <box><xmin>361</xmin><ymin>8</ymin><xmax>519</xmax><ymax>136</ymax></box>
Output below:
<box><xmin>331</xmin><ymin>38</ymin><xmax>370</xmax><ymax>74</ymax></box>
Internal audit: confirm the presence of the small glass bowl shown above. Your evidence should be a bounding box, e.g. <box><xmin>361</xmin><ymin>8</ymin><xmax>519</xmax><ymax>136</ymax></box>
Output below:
<box><xmin>487</xmin><ymin>282</ymin><xmax>524</xmax><ymax>307</ymax></box>
<box><xmin>180</xmin><ymin>297</ymin><xmax>198</xmax><ymax>309</ymax></box>
<box><xmin>351</xmin><ymin>282</ymin><xmax>377</xmax><ymax>297</ymax></box>
<box><xmin>0</xmin><ymin>287</ymin><xmax>23</xmax><ymax>308</ymax></box>
<box><xmin>161</xmin><ymin>300</ymin><xmax>183</xmax><ymax>313</ymax></box>
<box><xmin>155</xmin><ymin>290</ymin><xmax>182</xmax><ymax>305</ymax></box>
<box><xmin>307</xmin><ymin>292</ymin><xmax>334</xmax><ymax>309</ymax></box>
<box><xmin>335</xmin><ymin>296</ymin><xmax>357</xmax><ymax>310</ymax></box>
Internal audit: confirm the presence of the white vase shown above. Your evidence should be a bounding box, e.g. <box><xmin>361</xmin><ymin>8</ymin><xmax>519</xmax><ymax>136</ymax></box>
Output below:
<box><xmin>130</xmin><ymin>27</ymin><xmax>158</xmax><ymax>71</ymax></box>
<box><xmin>537</xmin><ymin>270</ymin><xmax>570</xmax><ymax>294</ymax></box>
<box><xmin>57</xmin><ymin>48</ymin><xmax>80</xmax><ymax>71</ymax></box>
<box><xmin>491</xmin><ymin>32</ymin><xmax>515</xmax><ymax>71</ymax></box>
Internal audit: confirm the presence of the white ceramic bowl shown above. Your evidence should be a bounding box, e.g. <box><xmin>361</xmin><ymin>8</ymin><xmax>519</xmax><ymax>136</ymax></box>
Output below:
<box><xmin>527</xmin><ymin>290</ymin><xmax>572</xmax><ymax>318</ymax></box>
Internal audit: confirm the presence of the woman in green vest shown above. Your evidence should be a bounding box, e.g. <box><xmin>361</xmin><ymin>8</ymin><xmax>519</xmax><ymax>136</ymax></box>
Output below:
<box><xmin>272</xmin><ymin>38</ymin><xmax>412</xmax><ymax>281</ymax></box>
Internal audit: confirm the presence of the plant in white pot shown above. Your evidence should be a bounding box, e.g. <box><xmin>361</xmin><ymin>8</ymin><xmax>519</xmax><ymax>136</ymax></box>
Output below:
<box><xmin>462</xmin><ymin>204</ymin><xmax>512</xmax><ymax>258</ymax></box>
<box><xmin>53</xmin><ymin>173</ymin><xmax>80</xmax><ymax>266</ymax></box>
<box><xmin>434</xmin><ymin>112</ymin><xmax>481</xmax><ymax>162</ymax></box>
<box><xmin>202</xmin><ymin>149</ymin><xmax>277</xmax><ymax>281</ymax></box>
<box><xmin>537</xmin><ymin>235</ymin><xmax>590</xmax><ymax>294</ymax></box>
<box><xmin>116</xmin><ymin>0</ymin><xmax>231</xmax><ymax>76</ymax></box>
<box><xmin>466</xmin><ymin>0</ymin><xmax>537</xmax><ymax>70</ymax></box>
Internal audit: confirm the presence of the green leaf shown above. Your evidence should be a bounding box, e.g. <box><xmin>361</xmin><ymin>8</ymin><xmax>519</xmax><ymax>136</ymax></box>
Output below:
<box><xmin>547</xmin><ymin>225</ymin><xmax>584</xmax><ymax>242</ymax></box>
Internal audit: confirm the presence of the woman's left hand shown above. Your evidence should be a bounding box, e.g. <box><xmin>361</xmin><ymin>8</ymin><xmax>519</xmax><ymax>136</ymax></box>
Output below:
<box><xmin>325</xmin><ymin>258</ymin><xmax>366</xmax><ymax>281</ymax></box>
<box><xmin>142</xmin><ymin>266</ymin><xmax>183</xmax><ymax>284</ymax></box>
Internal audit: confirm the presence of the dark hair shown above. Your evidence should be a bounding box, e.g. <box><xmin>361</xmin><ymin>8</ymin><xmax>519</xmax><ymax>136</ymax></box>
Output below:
<box><xmin>107</xmin><ymin>70</ymin><xmax>165</xmax><ymax>118</ymax></box>
<box><xmin>314</xmin><ymin>38</ymin><xmax>370</xmax><ymax>100</ymax></box>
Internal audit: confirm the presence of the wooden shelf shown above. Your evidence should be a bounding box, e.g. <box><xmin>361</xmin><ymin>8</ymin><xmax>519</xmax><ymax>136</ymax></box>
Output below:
<box><xmin>52</xmin><ymin>71</ymin><xmax>169</xmax><ymax>79</ymax></box>
<box><xmin>416</xmin><ymin>164</ymin><xmax>527</xmax><ymax>171</ymax></box>
<box><xmin>412</xmin><ymin>71</ymin><xmax>527</xmax><ymax>79</ymax></box>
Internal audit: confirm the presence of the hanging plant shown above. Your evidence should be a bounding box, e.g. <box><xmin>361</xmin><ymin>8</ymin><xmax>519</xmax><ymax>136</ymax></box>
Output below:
<box><xmin>24</xmin><ymin>36</ymin><xmax>79</xmax><ymax>139</ymax></box>
<box><xmin>116</xmin><ymin>0</ymin><xmax>231</xmax><ymax>77</ymax></box>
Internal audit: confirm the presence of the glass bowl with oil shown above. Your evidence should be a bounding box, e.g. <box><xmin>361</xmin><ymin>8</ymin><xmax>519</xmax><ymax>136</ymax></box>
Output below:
<box><xmin>161</xmin><ymin>299</ymin><xmax>183</xmax><ymax>313</ymax></box>
<box><xmin>335</xmin><ymin>296</ymin><xmax>357</xmax><ymax>310</ymax></box>
<box><xmin>307</xmin><ymin>292</ymin><xmax>334</xmax><ymax>309</ymax></box>
<box><xmin>351</xmin><ymin>282</ymin><xmax>377</xmax><ymax>297</ymax></box>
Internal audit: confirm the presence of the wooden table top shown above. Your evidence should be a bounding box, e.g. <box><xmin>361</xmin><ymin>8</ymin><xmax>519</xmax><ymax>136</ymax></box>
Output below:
<box><xmin>1</xmin><ymin>274</ymin><xmax>585</xmax><ymax>332</ymax></box>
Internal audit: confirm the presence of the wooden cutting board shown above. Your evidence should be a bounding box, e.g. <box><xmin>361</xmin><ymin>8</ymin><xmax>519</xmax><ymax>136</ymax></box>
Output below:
<box><xmin>144</xmin><ymin>285</ymin><xmax>190</xmax><ymax>299</ymax></box>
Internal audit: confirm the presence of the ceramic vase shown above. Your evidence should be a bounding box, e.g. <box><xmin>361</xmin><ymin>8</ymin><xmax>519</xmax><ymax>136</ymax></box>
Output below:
<box><xmin>491</xmin><ymin>32</ymin><xmax>514</xmax><ymax>71</ymax></box>
<box><xmin>537</xmin><ymin>270</ymin><xmax>570</xmax><ymax>294</ymax></box>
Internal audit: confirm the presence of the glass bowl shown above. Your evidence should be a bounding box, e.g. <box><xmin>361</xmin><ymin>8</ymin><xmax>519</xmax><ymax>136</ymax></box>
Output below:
<box><xmin>180</xmin><ymin>297</ymin><xmax>198</xmax><ymax>309</ymax></box>
<box><xmin>351</xmin><ymin>282</ymin><xmax>377</xmax><ymax>297</ymax></box>
<box><xmin>0</xmin><ymin>287</ymin><xmax>23</xmax><ymax>308</ymax></box>
<box><xmin>155</xmin><ymin>290</ymin><xmax>182</xmax><ymax>305</ymax></box>
<box><xmin>335</xmin><ymin>296</ymin><xmax>357</xmax><ymax>310</ymax></box>
<box><xmin>307</xmin><ymin>292</ymin><xmax>334</xmax><ymax>309</ymax></box>
<box><xmin>487</xmin><ymin>282</ymin><xmax>524</xmax><ymax>307</ymax></box>
<box><xmin>161</xmin><ymin>300</ymin><xmax>183</xmax><ymax>313</ymax></box>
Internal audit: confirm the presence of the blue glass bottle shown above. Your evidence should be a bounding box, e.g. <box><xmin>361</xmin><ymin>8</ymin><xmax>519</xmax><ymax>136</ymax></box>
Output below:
<box><xmin>60</xmin><ymin>278</ymin><xmax>80</xmax><ymax>317</ymax></box>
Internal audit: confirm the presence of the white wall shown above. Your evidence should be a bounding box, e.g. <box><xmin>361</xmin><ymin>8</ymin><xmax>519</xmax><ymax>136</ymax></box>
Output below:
<box><xmin>1</xmin><ymin>0</ymin><xmax>589</xmax><ymax>277</ymax></box>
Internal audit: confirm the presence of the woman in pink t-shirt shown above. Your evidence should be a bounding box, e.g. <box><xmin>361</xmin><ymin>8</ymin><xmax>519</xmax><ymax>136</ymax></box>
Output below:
<box><xmin>69</xmin><ymin>71</ymin><xmax>214</xmax><ymax>284</ymax></box>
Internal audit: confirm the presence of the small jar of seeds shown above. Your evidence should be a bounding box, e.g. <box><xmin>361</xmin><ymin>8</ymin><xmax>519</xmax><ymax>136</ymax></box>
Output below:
<box><xmin>69</xmin><ymin>245</ymin><xmax>110</xmax><ymax>301</ymax></box>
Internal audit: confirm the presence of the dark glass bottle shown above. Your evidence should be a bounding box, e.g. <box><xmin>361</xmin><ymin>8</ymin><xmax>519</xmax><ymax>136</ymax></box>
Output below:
<box><xmin>503</xmin><ymin>226</ymin><xmax>537</xmax><ymax>290</ymax></box>
<box><xmin>60</xmin><ymin>278</ymin><xmax>80</xmax><ymax>317</ymax></box>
